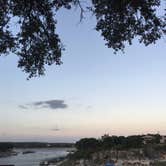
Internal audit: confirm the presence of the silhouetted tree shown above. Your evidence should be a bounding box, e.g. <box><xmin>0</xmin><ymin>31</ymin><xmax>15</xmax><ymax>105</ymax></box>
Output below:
<box><xmin>0</xmin><ymin>0</ymin><xmax>165</xmax><ymax>78</ymax></box>
<box><xmin>76</xmin><ymin>138</ymin><xmax>100</xmax><ymax>151</ymax></box>
<box><xmin>102</xmin><ymin>135</ymin><xmax>143</xmax><ymax>149</ymax></box>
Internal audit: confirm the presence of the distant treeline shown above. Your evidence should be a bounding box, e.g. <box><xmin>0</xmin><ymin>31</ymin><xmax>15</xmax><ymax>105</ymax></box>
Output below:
<box><xmin>0</xmin><ymin>143</ymin><xmax>13</xmax><ymax>152</ymax></box>
<box><xmin>76</xmin><ymin>134</ymin><xmax>163</xmax><ymax>151</ymax></box>
<box><xmin>0</xmin><ymin>142</ymin><xmax>74</xmax><ymax>150</ymax></box>
<box><xmin>69</xmin><ymin>134</ymin><xmax>166</xmax><ymax>159</ymax></box>
<box><xmin>75</xmin><ymin>135</ymin><xmax>143</xmax><ymax>152</ymax></box>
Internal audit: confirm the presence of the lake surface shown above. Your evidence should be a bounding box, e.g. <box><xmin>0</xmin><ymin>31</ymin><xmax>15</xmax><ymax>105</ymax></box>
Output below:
<box><xmin>0</xmin><ymin>148</ymin><xmax>71</xmax><ymax>166</ymax></box>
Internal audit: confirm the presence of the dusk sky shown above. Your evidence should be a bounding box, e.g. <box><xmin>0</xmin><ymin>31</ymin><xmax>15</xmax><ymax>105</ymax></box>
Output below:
<box><xmin>0</xmin><ymin>6</ymin><xmax>166</xmax><ymax>143</ymax></box>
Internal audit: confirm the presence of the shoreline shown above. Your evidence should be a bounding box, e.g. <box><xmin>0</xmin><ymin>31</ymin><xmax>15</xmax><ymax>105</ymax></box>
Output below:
<box><xmin>0</xmin><ymin>151</ymin><xmax>18</xmax><ymax>158</ymax></box>
<box><xmin>40</xmin><ymin>156</ymin><xmax>67</xmax><ymax>166</ymax></box>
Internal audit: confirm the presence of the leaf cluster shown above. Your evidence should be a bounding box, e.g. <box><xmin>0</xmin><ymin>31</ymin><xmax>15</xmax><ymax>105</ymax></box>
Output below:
<box><xmin>0</xmin><ymin>0</ymin><xmax>165</xmax><ymax>78</ymax></box>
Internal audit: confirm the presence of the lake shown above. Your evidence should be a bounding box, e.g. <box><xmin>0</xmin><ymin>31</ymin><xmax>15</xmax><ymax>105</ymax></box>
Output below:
<box><xmin>0</xmin><ymin>148</ymin><xmax>71</xmax><ymax>166</ymax></box>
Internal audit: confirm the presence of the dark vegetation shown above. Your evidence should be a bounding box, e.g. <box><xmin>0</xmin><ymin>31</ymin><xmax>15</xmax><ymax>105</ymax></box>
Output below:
<box><xmin>0</xmin><ymin>0</ymin><xmax>165</xmax><ymax>78</ymax></box>
<box><xmin>0</xmin><ymin>143</ymin><xmax>13</xmax><ymax>152</ymax></box>
<box><xmin>0</xmin><ymin>142</ymin><xmax>74</xmax><ymax>149</ymax></box>
<box><xmin>69</xmin><ymin>134</ymin><xmax>166</xmax><ymax>160</ymax></box>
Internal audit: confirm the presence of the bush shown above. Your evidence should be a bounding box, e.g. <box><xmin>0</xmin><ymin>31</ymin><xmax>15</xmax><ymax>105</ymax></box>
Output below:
<box><xmin>76</xmin><ymin>138</ymin><xmax>100</xmax><ymax>151</ymax></box>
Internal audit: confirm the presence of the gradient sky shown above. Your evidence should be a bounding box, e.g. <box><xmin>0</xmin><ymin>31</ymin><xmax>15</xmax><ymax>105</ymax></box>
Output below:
<box><xmin>0</xmin><ymin>6</ymin><xmax>166</xmax><ymax>143</ymax></box>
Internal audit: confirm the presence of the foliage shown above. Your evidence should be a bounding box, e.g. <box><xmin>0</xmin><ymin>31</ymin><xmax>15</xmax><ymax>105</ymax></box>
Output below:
<box><xmin>92</xmin><ymin>0</ymin><xmax>165</xmax><ymax>52</ymax></box>
<box><xmin>75</xmin><ymin>135</ymin><xmax>144</xmax><ymax>152</ymax></box>
<box><xmin>0</xmin><ymin>0</ymin><xmax>165</xmax><ymax>78</ymax></box>
<box><xmin>149</xmin><ymin>134</ymin><xmax>162</xmax><ymax>144</ymax></box>
<box><xmin>102</xmin><ymin>135</ymin><xmax>143</xmax><ymax>149</ymax></box>
<box><xmin>73</xmin><ymin>135</ymin><xmax>144</xmax><ymax>159</ymax></box>
<box><xmin>76</xmin><ymin>138</ymin><xmax>101</xmax><ymax>151</ymax></box>
<box><xmin>125</xmin><ymin>135</ymin><xmax>143</xmax><ymax>149</ymax></box>
<box><xmin>144</xmin><ymin>134</ymin><xmax>162</xmax><ymax>144</ymax></box>
<box><xmin>71</xmin><ymin>138</ymin><xmax>101</xmax><ymax>159</ymax></box>
<box><xmin>69</xmin><ymin>150</ymin><xmax>94</xmax><ymax>159</ymax></box>
<box><xmin>102</xmin><ymin>135</ymin><xmax>125</xmax><ymax>149</ymax></box>
<box><xmin>70</xmin><ymin>134</ymin><xmax>166</xmax><ymax>160</ymax></box>
<box><xmin>0</xmin><ymin>143</ymin><xmax>13</xmax><ymax>152</ymax></box>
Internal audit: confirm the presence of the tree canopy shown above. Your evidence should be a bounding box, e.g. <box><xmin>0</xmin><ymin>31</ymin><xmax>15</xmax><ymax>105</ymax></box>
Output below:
<box><xmin>0</xmin><ymin>0</ymin><xmax>165</xmax><ymax>78</ymax></box>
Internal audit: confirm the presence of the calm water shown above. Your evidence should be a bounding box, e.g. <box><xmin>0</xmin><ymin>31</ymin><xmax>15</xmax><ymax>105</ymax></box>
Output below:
<box><xmin>0</xmin><ymin>148</ymin><xmax>71</xmax><ymax>166</ymax></box>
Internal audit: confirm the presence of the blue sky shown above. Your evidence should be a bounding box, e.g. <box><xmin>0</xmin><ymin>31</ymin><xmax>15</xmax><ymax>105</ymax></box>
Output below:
<box><xmin>0</xmin><ymin>6</ymin><xmax>166</xmax><ymax>142</ymax></box>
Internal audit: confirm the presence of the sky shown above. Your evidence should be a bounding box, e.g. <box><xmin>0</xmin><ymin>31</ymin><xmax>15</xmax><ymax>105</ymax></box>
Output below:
<box><xmin>0</xmin><ymin>5</ymin><xmax>166</xmax><ymax>143</ymax></box>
